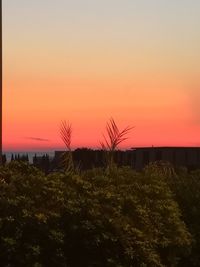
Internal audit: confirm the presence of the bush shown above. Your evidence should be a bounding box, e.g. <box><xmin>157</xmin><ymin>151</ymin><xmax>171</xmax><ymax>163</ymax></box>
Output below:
<box><xmin>0</xmin><ymin>162</ymin><xmax>191</xmax><ymax>266</ymax></box>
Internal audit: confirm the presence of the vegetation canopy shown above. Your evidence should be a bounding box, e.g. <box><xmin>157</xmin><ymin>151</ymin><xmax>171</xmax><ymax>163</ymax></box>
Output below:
<box><xmin>0</xmin><ymin>161</ymin><xmax>196</xmax><ymax>267</ymax></box>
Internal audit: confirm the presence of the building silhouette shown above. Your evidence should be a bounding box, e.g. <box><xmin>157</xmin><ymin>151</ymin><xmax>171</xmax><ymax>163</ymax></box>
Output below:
<box><xmin>32</xmin><ymin>147</ymin><xmax>200</xmax><ymax>173</ymax></box>
<box><xmin>132</xmin><ymin>147</ymin><xmax>200</xmax><ymax>171</ymax></box>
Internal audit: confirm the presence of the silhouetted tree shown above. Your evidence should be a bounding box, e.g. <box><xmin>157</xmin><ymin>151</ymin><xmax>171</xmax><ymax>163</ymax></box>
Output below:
<box><xmin>2</xmin><ymin>154</ymin><xmax>6</xmax><ymax>164</ymax></box>
<box><xmin>33</xmin><ymin>154</ymin><xmax>37</xmax><ymax>165</ymax></box>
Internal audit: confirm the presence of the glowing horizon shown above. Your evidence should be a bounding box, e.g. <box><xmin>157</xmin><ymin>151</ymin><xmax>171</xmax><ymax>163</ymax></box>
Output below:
<box><xmin>3</xmin><ymin>1</ymin><xmax>200</xmax><ymax>151</ymax></box>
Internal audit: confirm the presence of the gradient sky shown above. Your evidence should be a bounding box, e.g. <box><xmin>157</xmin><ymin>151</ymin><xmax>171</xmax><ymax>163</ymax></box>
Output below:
<box><xmin>3</xmin><ymin>0</ymin><xmax>200</xmax><ymax>151</ymax></box>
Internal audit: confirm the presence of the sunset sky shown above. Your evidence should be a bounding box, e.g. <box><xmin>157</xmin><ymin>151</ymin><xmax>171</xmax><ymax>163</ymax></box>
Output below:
<box><xmin>3</xmin><ymin>0</ymin><xmax>200</xmax><ymax>151</ymax></box>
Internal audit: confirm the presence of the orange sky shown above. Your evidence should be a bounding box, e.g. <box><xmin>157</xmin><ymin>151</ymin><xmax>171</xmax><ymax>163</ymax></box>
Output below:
<box><xmin>3</xmin><ymin>1</ymin><xmax>200</xmax><ymax>151</ymax></box>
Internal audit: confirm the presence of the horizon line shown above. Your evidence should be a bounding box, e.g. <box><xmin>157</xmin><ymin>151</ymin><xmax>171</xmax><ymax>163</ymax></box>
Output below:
<box><xmin>3</xmin><ymin>145</ymin><xmax>200</xmax><ymax>153</ymax></box>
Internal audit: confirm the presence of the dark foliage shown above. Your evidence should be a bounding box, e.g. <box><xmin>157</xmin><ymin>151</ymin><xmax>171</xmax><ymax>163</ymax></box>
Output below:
<box><xmin>0</xmin><ymin>161</ymin><xmax>195</xmax><ymax>267</ymax></box>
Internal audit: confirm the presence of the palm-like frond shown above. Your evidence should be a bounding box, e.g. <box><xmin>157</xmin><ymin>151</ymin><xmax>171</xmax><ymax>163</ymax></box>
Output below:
<box><xmin>60</xmin><ymin>121</ymin><xmax>72</xmax><ymax>151</ymax></box>
<box><xmin>102</xmin><ymin>118</ymin><xmax>134</xmax><ymax>152</ymax></box>
<box><xmin>60</xmin><ymin>120</ymin><xmax>74</xmax><ymax>172</ymax></box>
<box><xmin>101</xmin><ymin>118</ymin><xmax>134</xmax><ymax>170</ymax></box>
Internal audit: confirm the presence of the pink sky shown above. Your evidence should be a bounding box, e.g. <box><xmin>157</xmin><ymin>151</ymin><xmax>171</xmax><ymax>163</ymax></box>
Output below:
<box><xmin>3</xmin><ymin>1</ymin><xmax>200</xmax><ymax>151</ymax></box>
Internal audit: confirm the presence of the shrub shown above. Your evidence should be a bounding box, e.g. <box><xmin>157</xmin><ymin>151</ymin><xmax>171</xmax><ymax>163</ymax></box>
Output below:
<box><xmin>0</xmin><ymin>162</ymin><xmax>191</xmax><ymax>266</ymax></box>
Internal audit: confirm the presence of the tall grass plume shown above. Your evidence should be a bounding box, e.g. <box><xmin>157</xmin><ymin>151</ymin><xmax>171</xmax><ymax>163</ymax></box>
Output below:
<box><xmin>100</xmin><ymin>118</ymin><xmax>133</xmax><ymax>171</ymax></box>
<box><xmin>60</xmin><ymin>120</ymin><xmax>74</xmax><ymax>173</ymax></box>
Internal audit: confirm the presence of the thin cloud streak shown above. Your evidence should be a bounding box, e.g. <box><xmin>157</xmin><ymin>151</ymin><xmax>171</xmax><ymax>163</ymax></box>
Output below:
<box><xmin>25</xmin><ymin>137</ymin><xmax>50</xmax><ymax>142</ymax></box>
